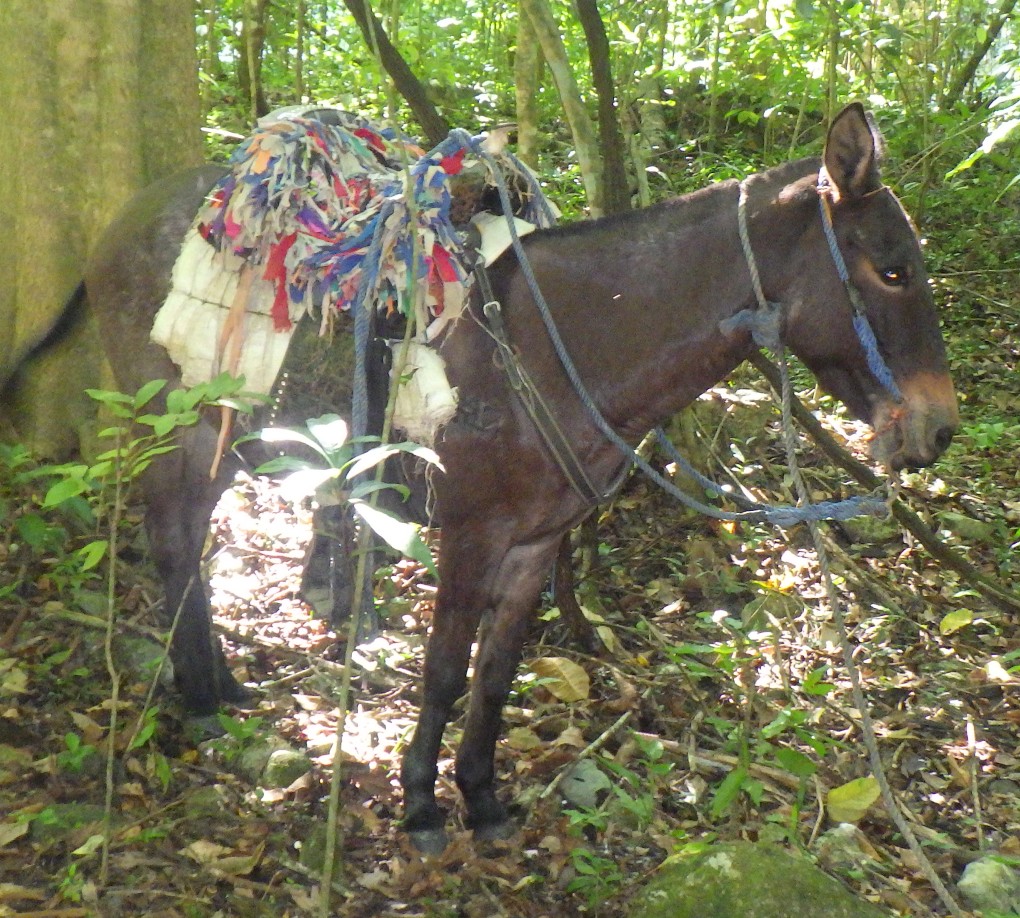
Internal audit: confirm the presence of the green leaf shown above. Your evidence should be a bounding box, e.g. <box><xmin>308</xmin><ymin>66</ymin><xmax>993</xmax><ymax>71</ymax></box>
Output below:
<box><xmin>255</xmin><ymin>426</ymin><xmax>330</xmax><ymax>461</ymax></box>
<box><xmin>203</xmin><ymin>371</ymin><xmax>248</xmax><ymax>400</ymax></box>
<box><xmin>344</xmin><ymin>441</ymin><xmax>441</xmax><ymax>480</ymax></box>
<box><xmin>349</xmin><ymin>479</ymin><xmax>410</xmax><ymax>501</ymax></box>
<box><xmin>305</xmin><ymin>414</ymin><xmax>349</xmax><ymax>453</ymax></box>
<box><xmin>277</xmin><ymin>467</ymin><xmax>341</xmax><ymax>503</ymax></box>
<box><xmin>42</xmin><ymin>476</ymin><xmax>90</xmax><ymax>508</ymax></box>
<box><xmin>775</xmin><ymin>747</ymin><xmax>816</xmax><ymax>778</ymax></box>
<box><xmin>939</xmin><ymin>608</ymin><xmax>974</xmax><ymax>636</ymax></box>
<box><xmin>254</xmin><ymin>455</ymin><xmax>314</xmax><ymax>475</ymax></box>
<box><xmin>77</xmin><ymin>540</ymin><xmax>108</xmax><ymax>572</ymax></box>
<box><xmin>349</xmin><ymin>500</ymin><xmax>436</xmax><ymax>574</ymax></box>
<box><xmin>132</xmin><ymin>379</ymin><xmax>167</xmax><ymax>410</ymax></box>
<box><xmin>87</xmin><ymin>460</ymin><xmax>114</xmax><ymax>480</ymax></box>
<box><xmin>86</xmin><ymin>388</ymin><xmax>132</xmax><ymax>406</ymax></box>
<box><xmin>15</xmin><ymin>514</ymin><xmax>58</xmax><ymax>551</ymax></box>
<box><xmin>827</xmin><ymin>776</ymin><xmax>881</xmax><ymax>823</ymax></box>
<box><xmin>802</xmin><ymin>666</ymin><xmax>836</xmax><ymax>696</ymax></box>
<box><xmin>710</xmin><ymin>765</ymin><xmax>748</xmax><ymax>819</ymax></box>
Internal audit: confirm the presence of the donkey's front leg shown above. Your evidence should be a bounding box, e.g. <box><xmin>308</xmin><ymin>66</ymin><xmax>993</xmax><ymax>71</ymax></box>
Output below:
<box><xmin>401</xmin><ymin>548</ymin><xmax>488</xmax><ymax>854</ymax></box>
<box><xmin>455</xmin><ymin>541</ymin><xmax>559</xmax><ymax>841</ymax></box>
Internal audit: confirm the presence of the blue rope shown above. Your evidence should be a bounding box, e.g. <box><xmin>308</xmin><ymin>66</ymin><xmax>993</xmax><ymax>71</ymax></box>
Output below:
<box><xmin>440</xmin><ymin>131</ymin><xmax>888</xmax><ymax>526</ymax></box>
<box><xmin>817</xmin><ymin>193</ymin><xmax>903</xmax><ymax>401</ymax></box>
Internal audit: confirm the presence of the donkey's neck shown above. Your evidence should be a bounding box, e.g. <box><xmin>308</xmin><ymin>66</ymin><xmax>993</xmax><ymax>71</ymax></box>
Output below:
<box><xmin>516</xmin><ymin>162</ymin><xmax>815</xmax><ymax>438</ymax></box>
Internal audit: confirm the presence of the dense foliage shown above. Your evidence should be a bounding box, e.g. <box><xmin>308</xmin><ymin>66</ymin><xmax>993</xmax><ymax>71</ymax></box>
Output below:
<box><xmin>198</xmin><ymin>0</ymin><xmax>1019</xmax><ymax>217</ymax></box>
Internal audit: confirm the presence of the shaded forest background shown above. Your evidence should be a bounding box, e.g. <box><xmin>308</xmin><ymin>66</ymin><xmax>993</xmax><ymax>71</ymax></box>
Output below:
<box><xmin>2</xmin><ymin>0</ymin><xmax>1019</xmax><ymax>456</ymax></box>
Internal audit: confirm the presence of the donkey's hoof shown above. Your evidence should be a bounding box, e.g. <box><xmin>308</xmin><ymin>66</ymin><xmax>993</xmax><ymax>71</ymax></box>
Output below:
<box><xmin>184</xmin><ymin>713</ymin><xmax>228</xmax><ymax>742</ymax></box>
<box><xmin>408</xmin><ymin>827</ymin><xmax>449</xmax><ymax>856</ymax></box>
<box><xmin>220</xmin><ymin>679</ymin><xmax>254</xmax><ymax>706</ymax></box>
<box><xmin>472</xmin><ymin>819</ymin><xmax>516</xmax><ymax>844</ymax></box>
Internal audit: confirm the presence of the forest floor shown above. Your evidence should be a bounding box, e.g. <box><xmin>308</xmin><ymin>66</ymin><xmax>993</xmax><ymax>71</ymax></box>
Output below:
<box><xmin>1</xmin><ymin>221</ymin><xmax>1019</xmax><ymax>917</ymax></box>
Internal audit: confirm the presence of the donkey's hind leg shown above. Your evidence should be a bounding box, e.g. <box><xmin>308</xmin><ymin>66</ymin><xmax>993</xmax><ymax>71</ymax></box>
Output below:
<box><xmin>299</xmin><ymin>503</ymin><xmax>380</xmax><ymax>635</ymax></box>
<box><xmin>143</xmin><ymin>424</ymin><xmax>247</xmax><ymax>714</ymax></box>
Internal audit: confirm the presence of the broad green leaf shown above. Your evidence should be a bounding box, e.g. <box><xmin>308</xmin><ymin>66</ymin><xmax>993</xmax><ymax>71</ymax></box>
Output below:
<box><xmin>254</xmin><ymin>426</ymin><xmax>329</xmax><ymax>460</ymax></box>
<box><xmin>827</xmin><ymin>776</ymin><xmax>881</xmax><ymax>824</ymax></box>
<box><xmin>349</xmin><ymin>479</ymin><xmax>410</xmax><ymax>501</ymax></box>
<box><xmin>939</xmin><ymin>608</ymin><xmax>974</xmax><ymax>636</ymax></box>
<box><xmin>277</xmin><ymin>467</ymin><xmax>341</xmax><ymax>503</ymax></box>
<box><xmin>349</xmin><ymin>500</ymin><xmax>436</xmax><ymax>574</ymax></box>
<box><xmin>85</xmin><ymin>388</ymin><xmax>133</xmax><ymax>406</ymax></box>
<box><xmin>802</xmin><ymin>666</ymin><xmax>836</xmax><ymax>696</ymax></box>
<box><xmin>530</xmin><ymin>656</ymin><xmax>590</xmax><ymax>702</ymax></box>
<box><xmin>15</xmin><ymin>514</ymin><xmax>57</xmax><ymax>551</ymax></box>
<box><xmin>132</xmin><ymin>379</ymin><xmax>168</xmax><ymax>410</ymax></box>
<box><xmin>42</xmin><ymin>476</ymin><xmax>90</xmax><ymax>508</ymax></box>
<box><xmin>72</xmin><ymin>834</ymin><xmax>105</xmax><ymax>856</ymax></box>
<box><xmin>775</xmin><ymin>747</ymin><xmax>816</xmax><ymax>778</ymax></box>
<box><xmin>305</xmin><ymin>414</ymin><xmax>349</xmax><ymax>453</ymax></box>
<box><xmin>344</xmin><ymin>441</ymin><xmax>441</xmax><ymax>481</ymax></box>
<box><xmin>87</xmin><ymin>460</ymin><xmax>114</xmax><ymax>479</ymax></box>
<box><xmin>202</xmin><ymin>371</ymin><xmax>248</xmax><ymax>400</ymax></box>
<box><xmin>255</xmin><ymin>455</ymin><xmax>313</xmax><ymax>475</ymax></box>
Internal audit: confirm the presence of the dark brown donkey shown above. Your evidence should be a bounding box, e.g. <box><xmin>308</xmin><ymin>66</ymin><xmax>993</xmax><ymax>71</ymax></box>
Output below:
<box><xmin>79</xmin><ymin>103</ymin><xmax>956</xmax><ymax>852</ymax></box>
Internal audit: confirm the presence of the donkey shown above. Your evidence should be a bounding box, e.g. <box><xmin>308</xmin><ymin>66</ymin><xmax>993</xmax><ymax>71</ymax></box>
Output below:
<box><xmin>75</xmin><ymin>103</ymin><xmax>955</xmax><ymax>851</ymax></box>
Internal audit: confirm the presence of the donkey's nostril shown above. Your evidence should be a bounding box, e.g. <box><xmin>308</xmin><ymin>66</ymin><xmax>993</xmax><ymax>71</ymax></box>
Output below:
<box><xmin>934</xmin><ymin>425</ymin><xmax>955</xmax><ymax>453</ymax></box>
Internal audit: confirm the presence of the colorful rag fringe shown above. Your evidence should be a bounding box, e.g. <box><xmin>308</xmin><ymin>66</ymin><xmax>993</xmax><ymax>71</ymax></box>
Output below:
<box><xmin>194</xmin><ymin>112</ymin><xmax>549</xmax><ymax>340</ymax></box>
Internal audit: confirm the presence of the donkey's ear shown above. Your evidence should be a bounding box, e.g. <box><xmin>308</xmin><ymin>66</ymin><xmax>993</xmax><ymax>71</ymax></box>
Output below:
<box><xmin>822</xmin><ymin>103</ymin><xmax>884</xmax><ymax>199</ymax></box>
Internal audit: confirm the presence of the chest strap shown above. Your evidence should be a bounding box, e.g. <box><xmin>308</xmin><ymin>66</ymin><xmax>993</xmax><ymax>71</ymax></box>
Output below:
<box><xmin>475</xmin><ymin>264</ymin><xmax>606</xmax><ymax>506</ymax></box>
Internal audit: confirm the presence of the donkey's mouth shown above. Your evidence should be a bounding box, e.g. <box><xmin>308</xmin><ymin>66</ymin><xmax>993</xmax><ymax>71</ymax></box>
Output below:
<box><xmin>869</xmin><ymin>385</ymin><xmax>958</xmax><ymax>471</ymax></box>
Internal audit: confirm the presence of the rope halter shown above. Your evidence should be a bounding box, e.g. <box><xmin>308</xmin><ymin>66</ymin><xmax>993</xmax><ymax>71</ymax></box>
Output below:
<box><xmin>729</xmin><ymin>173</ymin><xmax>904</xmax><ymax>404</ymax></box>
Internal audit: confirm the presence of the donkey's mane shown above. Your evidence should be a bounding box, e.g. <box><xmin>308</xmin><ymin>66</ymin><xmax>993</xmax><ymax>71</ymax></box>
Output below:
<box><xmin>535</xmin><ymin>156</ymin><xmax>821</xmax><ymax>241</ymax></box>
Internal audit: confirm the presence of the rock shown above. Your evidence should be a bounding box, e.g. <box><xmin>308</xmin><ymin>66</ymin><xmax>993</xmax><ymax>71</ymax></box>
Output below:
<box><xmin>559</xmin><ymin>759</ymin><xmax>612</xmax><ymax>809</ymax></box>
<box><xmin>234</xmin><ymin>736</ymin><xmax>291</xmax><ymax>783</ymax></box>
<box><xmin>957</xmin><ymin>855</ymin><xmax>1020</xmax><ymax>914</ymax></box>
<box><xmin>298</xmin><ymin>820</ymin><xmax>341</xmax><ymax>874</ymax></box>
<box><xmin>114</xmin><ymin>635</ymin><xmax>173</xmax><ymax>689</ymax></box>
<box><xmin>627</xmin><ymin>841</ymin><xmax>888</xmax><ymax>918</ymax></box>
<box><xmin>182</xmin><ymin>785</ymin><xmax>231</xmax><ymax>821</ymax></box>
<box><xmin>814</xmin><ymin>823</ymin><xmax>882</xmax><ymax>874</ymax></box>
<box><xmin>262</xmin><ymin>748</ymin><xmax>311</xmax><ymax>788</ymax></box>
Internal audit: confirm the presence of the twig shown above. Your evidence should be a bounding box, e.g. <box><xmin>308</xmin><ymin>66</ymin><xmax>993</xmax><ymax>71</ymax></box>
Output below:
<box><xmin>750</xmin><ymin>352</ymin><xmax>1020</xmax><ymax>614</ymax></box>
<box><xmin>632</xmin><ymin>733</ymin><xmax>808</xmax><ymax>792</ymax></box>
<box><xmin>967</xmin><ymin>717</ymin><xmax>985</xmax><ymax>852</ymax></box>
<box><xmin>755</xmin><ymin>349</ymin><xmax>966</xmax><ymax>916</ymax></box>
<box><xmin>538</xmin><ymin>709</ymin><xmax>635</xmax><ymax>802</ymax></box>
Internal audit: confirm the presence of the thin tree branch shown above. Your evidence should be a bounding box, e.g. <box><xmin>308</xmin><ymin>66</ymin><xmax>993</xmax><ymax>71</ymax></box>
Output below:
<box><xmin>749</xmin><ymin>352</ymin><xmax>1020</xmax><ymax>615</ymax></box>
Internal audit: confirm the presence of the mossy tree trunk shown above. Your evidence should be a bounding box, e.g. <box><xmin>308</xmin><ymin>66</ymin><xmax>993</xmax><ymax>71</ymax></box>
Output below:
<box><xmin>0</xmin><ymin>0</ymin><xmax>202</xmax><ymax>456</ymax></box>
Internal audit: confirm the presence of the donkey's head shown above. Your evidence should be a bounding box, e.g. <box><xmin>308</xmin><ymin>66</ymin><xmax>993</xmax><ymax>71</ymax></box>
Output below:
<box><xmin>779</xmin><ymin>103</ymin><xmax>958</xmax><ymax>470</ymax></box>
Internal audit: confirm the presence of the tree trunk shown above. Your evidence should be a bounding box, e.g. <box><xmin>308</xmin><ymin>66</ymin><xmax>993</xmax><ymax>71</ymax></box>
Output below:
<box><xmin>519</xmin><ymin>0</ymin><xmax>604</xmax><ymax>215</ymax></box>
<box><xmin>341</xmin><ymin>0</ymin><xmax>451</xmax><ymax>147</ymax></box>
<box><xmin>574</xmin><ymin>0</ymin><xmax>629</xmax><ymax>214</ymax></box>
<box><xmin>240</xmin><ymin>0</ymin><xmax>270</xmax><ymax>121</ymax></box>
<box><xmin>0</xmin><ymin>0</ymin><xmax>202</xmax><ymax>456</ymax></box>
<box><xmin>514</xmin><ymin>4</ymin><xmax>544</xmax><ymax>168</ymax></box>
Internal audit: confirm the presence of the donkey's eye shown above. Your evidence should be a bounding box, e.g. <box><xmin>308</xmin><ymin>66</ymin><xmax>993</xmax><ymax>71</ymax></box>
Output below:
<box><xmin>880</xmin><ymin>266</ymin><xmax>908</xmax><ymax>287</ymax></box>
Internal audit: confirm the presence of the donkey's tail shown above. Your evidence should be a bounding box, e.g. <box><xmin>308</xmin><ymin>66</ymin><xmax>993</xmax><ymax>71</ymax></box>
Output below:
<box><xmin>0</xmin><ymin>280</ymin><xmax>89</xmax><ymax>399</ymax></box>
